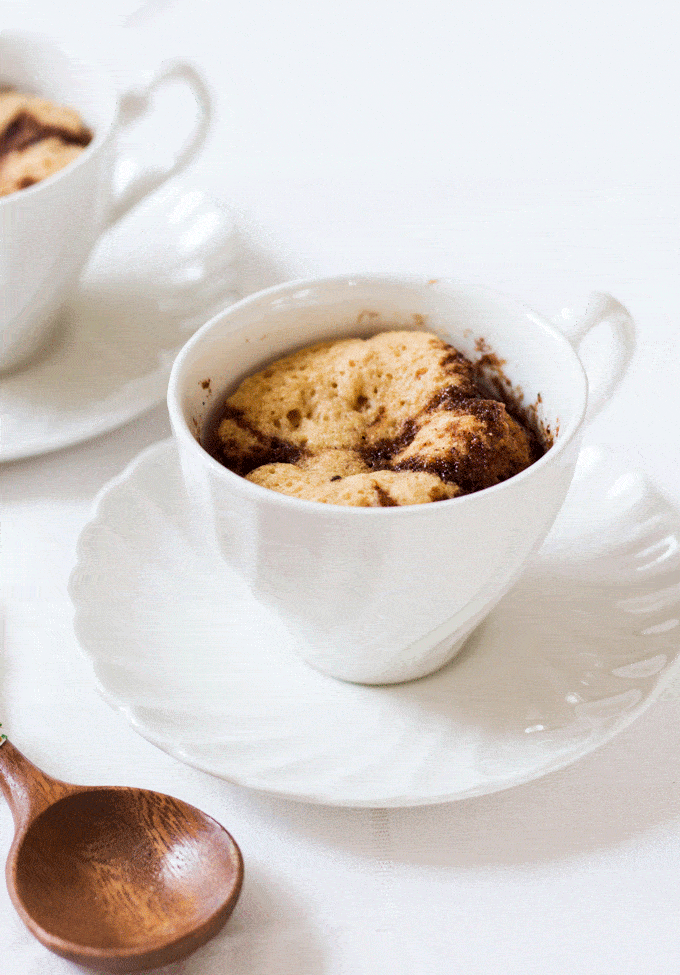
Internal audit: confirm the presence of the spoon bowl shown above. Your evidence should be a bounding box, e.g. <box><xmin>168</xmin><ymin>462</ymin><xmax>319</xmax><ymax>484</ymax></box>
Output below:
<box><xmin>0</xmin><ymin>740</ymin><xmax>243</xmax><ymax>972</ymax></box>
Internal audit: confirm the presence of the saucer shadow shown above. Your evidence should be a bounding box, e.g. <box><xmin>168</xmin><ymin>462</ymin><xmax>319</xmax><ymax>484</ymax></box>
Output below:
<box><xmin>234</xmin><ymin>691</ymin><xmax>680</xmax><ymax>870</ymax></box>
<box><xmin>1</xmin><ymin>404</ymin><xmax>172</xmax><ymax>504</ymax></box>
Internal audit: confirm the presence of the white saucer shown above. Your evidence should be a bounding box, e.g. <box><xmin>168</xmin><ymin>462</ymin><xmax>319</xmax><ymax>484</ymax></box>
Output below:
<box><xmin>0</xmin><ymin>182</ymin><xmax>241</xmax><ymax>462</ymax></box>
<box><xmin>69</xmin><ymin>439</ymin><xmax>680</xmax><ymax>807</ymax></box>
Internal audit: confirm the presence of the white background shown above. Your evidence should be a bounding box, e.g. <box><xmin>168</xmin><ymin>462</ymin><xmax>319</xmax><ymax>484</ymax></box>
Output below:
<box><xmin>2</xmin><ymin>1</ymin><xmax>680</xmax><ymax>972</ymax></box>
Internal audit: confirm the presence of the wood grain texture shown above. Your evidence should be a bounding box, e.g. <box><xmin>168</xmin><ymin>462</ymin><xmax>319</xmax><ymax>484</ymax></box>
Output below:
<box><xmin>0</xmin><ymin>741</ymin><xmax>243</xmax><ymax>972</ymax></box>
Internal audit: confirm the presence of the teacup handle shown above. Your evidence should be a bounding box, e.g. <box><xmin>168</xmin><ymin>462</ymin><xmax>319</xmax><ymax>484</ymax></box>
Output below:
<box><xmin>553</xmin><ymin>292</ymin><xmax>636</xmax><ymax>422</ymax></box>
<box><xmin>106</xmin><ymin>60</ymin><xmax>212</xmax><ymax>228</ymax></box>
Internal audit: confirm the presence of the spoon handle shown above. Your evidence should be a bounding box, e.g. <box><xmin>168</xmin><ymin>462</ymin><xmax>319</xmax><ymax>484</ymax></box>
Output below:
<box><xmin>0</xmin><ymin>736</ymin><xmax>72</xmax><ymax>831</ymax></box>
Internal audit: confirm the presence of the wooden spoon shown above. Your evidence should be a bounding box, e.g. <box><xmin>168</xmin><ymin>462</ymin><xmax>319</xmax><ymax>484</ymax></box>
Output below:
<box><xmin>0</xmin><ymin>735</ymin><xmax>243</xmax><ymax>972</ymax></box>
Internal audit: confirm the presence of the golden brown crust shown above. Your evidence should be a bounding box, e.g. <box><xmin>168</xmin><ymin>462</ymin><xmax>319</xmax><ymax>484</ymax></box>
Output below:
<box><xmin>207</xmin><ymin>331</ymin><xmax>543</xmax><ymax>506</ymax></box>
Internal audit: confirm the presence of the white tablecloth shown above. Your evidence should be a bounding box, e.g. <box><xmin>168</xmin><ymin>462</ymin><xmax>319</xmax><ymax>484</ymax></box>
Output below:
<box><xmin>2</xmin><ymin>2</ymin><xmax>680</xmax><ymax>972</ymax></box>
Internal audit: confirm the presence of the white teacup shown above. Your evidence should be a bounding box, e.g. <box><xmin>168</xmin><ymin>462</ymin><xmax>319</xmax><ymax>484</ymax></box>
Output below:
<box><xmin>168</xmin><ymin>275</ymin><xmax>636</xmax><ymax>685</ymax></box>
<box><xmin>0</xmin><ymin>30</ymin><xmax>211</xmax><ymax>373</ymax></box>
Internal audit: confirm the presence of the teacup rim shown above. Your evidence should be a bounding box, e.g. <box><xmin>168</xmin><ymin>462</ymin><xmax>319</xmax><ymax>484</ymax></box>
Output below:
<box><xmin>168</xmin><ymin>272</ymin><xmax>589</xmax><ymax>516</ymax></box>
<box><xmin>0</xmin><ymin>29</ymin><xmax>118</xmax><ymax>207</ymax></box>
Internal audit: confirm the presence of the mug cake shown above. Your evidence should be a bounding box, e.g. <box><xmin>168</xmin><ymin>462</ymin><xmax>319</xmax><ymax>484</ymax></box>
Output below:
<box><xmin>203</xmin><ymin>330</ymin><xmax>546</xmax><ymax>506</ymax></box>
<box><xmin>0</xmin><ymin>90</ymin><xmax>92</xmax><ymax>196</ymax></box>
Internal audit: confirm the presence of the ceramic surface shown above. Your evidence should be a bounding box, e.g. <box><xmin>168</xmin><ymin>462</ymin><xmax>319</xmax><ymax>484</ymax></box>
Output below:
<box><xmin>69</xmin><ymin>439</ymin><xmax>680</xmax><ymax>807</ymax></box>
<box><xmin>0</xmin><ymin>183</ymin><xmax>239</xmax><ymax>461</ymax></box>
<box><xmin>168</xmin><ymin>275</ymin><xmax>635</xmax><ymax>683</ymax></box>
